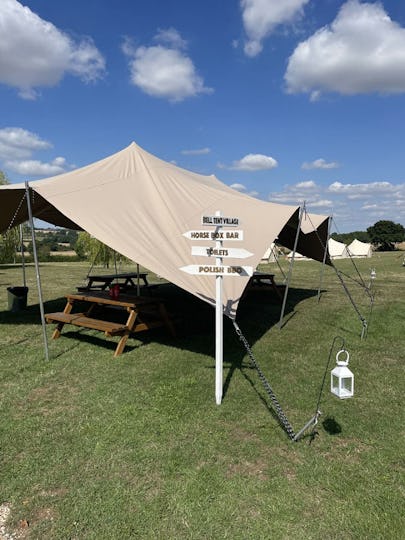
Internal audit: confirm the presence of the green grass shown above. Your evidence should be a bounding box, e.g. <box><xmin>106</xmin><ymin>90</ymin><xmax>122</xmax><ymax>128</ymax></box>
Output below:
<box><xmin>0</xmin><ymin>255</ymin><xmax>404</xmax><ymax>539</ymax></box>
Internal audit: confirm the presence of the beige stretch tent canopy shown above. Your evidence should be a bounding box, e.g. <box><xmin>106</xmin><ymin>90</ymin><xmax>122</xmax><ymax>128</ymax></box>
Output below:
<box><xmin>0</xmin><ymin>142</ymin><xmax>330</xmax><ymax>318</ymax></box>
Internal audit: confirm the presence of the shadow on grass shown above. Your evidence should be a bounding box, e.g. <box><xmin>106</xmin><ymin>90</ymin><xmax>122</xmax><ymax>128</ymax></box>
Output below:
<box><xmin>0</xmin><ymin>282</ymin><xmax>318</xmax><ymax>370</ymax></box>
<box><xmin>322</xmin><ymin>416</ymin><xmax>342</xmax><ymax>435</ymax></box>
<box><xmin>0</xmin><ymin>283</ymin><xmax>318</xmax><ymax>437</ymax></box>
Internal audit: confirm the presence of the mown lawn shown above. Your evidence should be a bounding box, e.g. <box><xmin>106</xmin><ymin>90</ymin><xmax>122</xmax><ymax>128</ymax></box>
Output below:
<box><xmin>0</xmin><ymin>253</ymin><xmax>404</xmax><ymax>539</ymax></box>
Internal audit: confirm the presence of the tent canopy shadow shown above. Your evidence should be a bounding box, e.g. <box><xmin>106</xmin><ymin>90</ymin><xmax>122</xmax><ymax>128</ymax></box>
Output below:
<box><xmin>0</xmin><ymin>283</ymin><xmax>318</xmax><ymax>370</ymax></box>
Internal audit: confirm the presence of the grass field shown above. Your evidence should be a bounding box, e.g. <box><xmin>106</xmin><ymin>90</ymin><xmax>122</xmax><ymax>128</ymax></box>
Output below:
<box><xmin>0</xmin><ymin>253</ymin><xmax>404</xmax><ymax>539</ymax></box>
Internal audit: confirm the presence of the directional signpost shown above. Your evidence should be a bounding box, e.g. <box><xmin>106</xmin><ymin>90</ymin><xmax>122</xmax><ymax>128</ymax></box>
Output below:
<box><xmin>181</xmin><ymin>212</ymin><xmax>253</xmax><ymax>404</ymax></box>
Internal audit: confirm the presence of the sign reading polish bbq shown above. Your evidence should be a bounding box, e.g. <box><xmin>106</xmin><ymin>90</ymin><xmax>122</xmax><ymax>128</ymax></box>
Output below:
<box><xmin>180</xmin><ymin>264</ymin><xmax>253</xmax><ymax>276</ymax></box>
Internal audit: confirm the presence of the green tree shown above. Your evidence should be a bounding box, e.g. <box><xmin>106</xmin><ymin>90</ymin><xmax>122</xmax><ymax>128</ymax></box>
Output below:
<box><xmin>331</xmin><ymin>230</ymin><xmax>370</xmax><ymax>244</ymax></box>
<box><xmin>367</xmin><ymin>220</ymin><xmax>405</xmax><ymax>251</ymax></box>
<box><xmin>74</xmin><ymin>232</ymin><xmax>128</xmax><ymax>267</ymax></box>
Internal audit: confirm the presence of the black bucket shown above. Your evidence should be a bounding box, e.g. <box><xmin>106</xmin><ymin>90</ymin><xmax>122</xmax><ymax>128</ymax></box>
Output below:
<box><xmin>7</xmin><ymin>286</ymin><xmax>29</xmax><ymax>312</ymax></box>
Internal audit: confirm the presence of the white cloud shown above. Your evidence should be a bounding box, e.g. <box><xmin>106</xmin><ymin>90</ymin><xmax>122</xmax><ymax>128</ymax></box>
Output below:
<box><xmin>0</xmin><ymin>0</ymin><xmax>105</xmax><ymax>99</ymax></box>
<box><xmin>285</xmin><ymin>0</ymin><xmax>405</xmax><ymax>97</ymax></box>
<box><xmin>0</xmin><ymin>126</ymin><xmax>73</xmax><ymax>177</ymax></box>
<box><xmin>296</xmin><ymin>180</ymin><xmax>316</xmax><ymax>189</ymax></box>
<box><xmin>230</xmin><ymin>183</ymin><xmax>247</xmax><ymax>191</ymax></box>
<box><xmin>241</xmin><ymin>0</ymin><xmax>309</xmax><ymax>57</ymax></box>
<box><xmin>5</xmin><ymin>157</ymin><xmax>67</xmax><ymax>176</ymax></box>
<box><xmin>302</xmin><ymin>158</ymin><xmax>340</xmax><ymax>170</ymax></box>
<box><xmin>122</xmin><ymin>30</ymin><xmax>212</xmax><ymax>102</ymax></box>
<box><xmin>181</xmin><ymin>147</ymin><xmax>211</xmax><ymax>155</ymax></box>
<box><xmin>270</xmin><ymin>178</ymin><xmax>405</xmax><ymax>230</ymax></box>
<box><xmin>269</xmin><ymin>180</ymin><xmax>328</xmax><ymax>207</ymax></box>
<box><xmin>227</xmin><ymin>153</ymin><xmax>278</xmax><ymax>171</ymax></box>
<box><xmin>310</xmin><ymin>199</ymin><xmax>333</xmax><ymax>208</ymax></box>
<box><xmin>230</xmin><ymin>182</ymin><xmax>259</xmax><ymax>198</ymax></box>
<box><xmin>154</xmin><ymin>28</ymin><xmax>187</xmax><ymax>49</ymax></box>
<box><xmin>0</xmin><ymin>127</ymin><xmax>51</xmax><ymax>159</ymax></box>
<box><xmin>328</xmin><ymin>181</ymin><xmax>394</xmax><ymax>198</ymax></box>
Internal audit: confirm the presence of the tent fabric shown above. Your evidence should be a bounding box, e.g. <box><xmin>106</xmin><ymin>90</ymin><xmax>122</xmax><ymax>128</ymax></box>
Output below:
<box><xmin>347</xmin><ymin>238</ymin><xmax>372</xmax><ymax>258</ymax></box>
<box><xmin>0</xmin><ymin>142</ymin><xmax>330</xmax><ymax>319</ymax></box>
<box><xmin>328</xmin><ymin>238</ymin><xmax>350</xmax><ymax>259</ymax></box>
<box><xmin>277</xmin><ymin>212</ymin><xmax>330</xmax><ymax>264</ymax></box>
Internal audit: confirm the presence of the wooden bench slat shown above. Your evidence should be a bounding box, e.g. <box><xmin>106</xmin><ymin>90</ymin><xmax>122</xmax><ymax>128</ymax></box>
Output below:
<box><xmin>45</xmin><ymin>312</ymin><xmax>127</xmax><ymax>336</ymax></box>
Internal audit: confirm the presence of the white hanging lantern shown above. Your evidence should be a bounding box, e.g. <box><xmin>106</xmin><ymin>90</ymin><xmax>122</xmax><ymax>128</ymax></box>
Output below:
<box><xmin>331</xmin><ymin>350</ymin><xmax>354</xmax><ymax>399</ymax></box>
<box><xmin>370</xmin><ymin>268</ymin><xmax>376</xmax><ymax>280</ymax></box>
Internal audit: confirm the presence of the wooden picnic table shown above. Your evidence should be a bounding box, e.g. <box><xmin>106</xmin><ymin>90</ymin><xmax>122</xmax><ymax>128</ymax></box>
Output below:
<box><xmin>45</xmin><ymin>291</ymin><xmax>175</xmax><ymax>357</ymax></box>
<box><xmin>246</xmin><ymin>271</ymin><xmax>284</xmax><ymax>300</ymax></box>
<box><xmin>78</xmin><ymin>272</ymin><xmax>149</xmax><ymax>292</ymax></box>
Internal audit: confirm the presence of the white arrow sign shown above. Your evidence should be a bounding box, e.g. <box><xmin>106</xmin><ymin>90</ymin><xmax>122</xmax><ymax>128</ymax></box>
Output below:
<box><xmin>180</xmin><ymin>264</ymin><xmax>253</xmax><ymax>276</ymax></box>
<box><xmin>183</xmin><ymin>230</ymin><xmax>244</xmax><ymax>241</ymax></box>
<box><xmin>201</xmin><ymin>215</ymin><xmax>239</xmax><ymax>227</ymax></box>
<box><xmin>191</xmin><ymin>246</ymin><xmax>253</xmax><ymax>259</ymax></box>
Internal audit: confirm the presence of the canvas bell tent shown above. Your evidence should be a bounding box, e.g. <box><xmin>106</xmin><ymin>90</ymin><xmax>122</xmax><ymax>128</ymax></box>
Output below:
<box><xmin>0</xmin><ymin>142</ymin><xmax>330</xmax><ymax>319</ymax></box>
<box><xmin>347</xmin><ymin>239</ymin><xmax>372</xmax><ymax>258</ymax></box>
<box><xmin>328</xmin><ymin>238</ymin><xmax>350</xmax><ymax>259</ymax></box>
<box><xmin>261</xmin><ymin>243</ymin><xmax>278</xmax><ymax>263</ymax></box>
<box><xmin>286</xmin><ymin>251</ymin><xmax>310</xmax><ymax>261</ymax></box>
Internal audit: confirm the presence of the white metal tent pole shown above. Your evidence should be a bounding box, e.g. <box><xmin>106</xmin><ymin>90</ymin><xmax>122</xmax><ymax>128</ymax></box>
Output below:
<box><xmin>278</xmin><ymin>206</ymin><xmax>304</xmax><ymax>329</ymax></box>
<box><xmin>215</xmin><ymin>210</ymin><xmax>223</xmax><ymax>405</ymax></box>
<box><xmin>25</xmin><ymin>182</ymin><xmax>49</xmax><ymax>361</ymax></box>
<box><xmin>317</xmin><ymin>216</ymin><xmax>331</xmax><ymax>303</ymax></box>
<box><xmin>19</xmin><ymin>223</ymin><xmax>26</xmax><ymax>288</ymax></box>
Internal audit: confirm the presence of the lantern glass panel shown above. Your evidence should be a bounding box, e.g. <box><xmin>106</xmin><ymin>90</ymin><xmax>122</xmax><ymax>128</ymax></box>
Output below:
<box><xmin>342</xmin><ymin>377</ymin><xmax>353</xmax><ymax>394</ymax></box>
<box><xmin>332</xmin><ymin>374</ymin><xmax>339</xmax><ymax>395</ymax></box>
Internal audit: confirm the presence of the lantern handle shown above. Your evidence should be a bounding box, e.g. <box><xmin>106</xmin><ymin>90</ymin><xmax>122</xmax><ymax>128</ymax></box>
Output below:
<box><xmin>336</xmin><ymin>349</ymin><xmax>349</xmax><ymax>366</ymax></box>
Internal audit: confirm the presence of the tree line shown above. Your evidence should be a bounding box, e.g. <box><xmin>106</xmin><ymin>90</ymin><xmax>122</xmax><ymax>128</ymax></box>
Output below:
<box><xmin>332</xmin><ymin>220</ymin><xmax>405</xmax><ymax>251</ymax></box>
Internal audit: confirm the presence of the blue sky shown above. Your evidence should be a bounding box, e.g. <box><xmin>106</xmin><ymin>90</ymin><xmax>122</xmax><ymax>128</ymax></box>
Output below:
<box><xmin>1</xmin><ymin>0</ymin><xmax>405</xmax><ymax>232</ymax></box>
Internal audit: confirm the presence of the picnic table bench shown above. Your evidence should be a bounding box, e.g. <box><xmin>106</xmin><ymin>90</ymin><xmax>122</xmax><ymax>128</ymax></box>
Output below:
<box><xmin>45</xmin><ymin>291</ymin><xmax>175</xmax><ymax>357</ymax></box>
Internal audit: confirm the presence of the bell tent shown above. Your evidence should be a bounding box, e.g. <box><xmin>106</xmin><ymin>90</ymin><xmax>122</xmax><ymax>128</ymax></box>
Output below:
<box><xmin>328</xmin><ymin>238</ymin><xmax>350</xmax><ymax>259</ymax></box>
<box><xmin>347</xmin><ymin>239</ymin><xmax>372</xmax><ymax>258</ymax></box>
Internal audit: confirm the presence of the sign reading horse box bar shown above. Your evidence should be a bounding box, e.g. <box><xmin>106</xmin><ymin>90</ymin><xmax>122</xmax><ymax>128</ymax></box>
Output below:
<box><xmin>183</xmin><ymin>230</ymin><xmax>244</xmax><ymax>241</ymax></box>
<box><xmin>180</xmin><ymin>264</ymin><xmax>253</xmax><ymax>276</ymax></box>
<box><xmin>201</xmin><ymin>215</ymin><xmax>239</xmax><ymax>227</ymax></box>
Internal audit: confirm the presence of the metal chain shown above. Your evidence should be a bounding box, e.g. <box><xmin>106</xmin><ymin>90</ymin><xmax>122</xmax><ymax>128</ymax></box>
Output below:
<box><xmin>233</xmin><ymin>321</ymin><xmax>296</xmax><ymax>440</ymax></box>
<box><xmin>6</xmin><ymin>191</ymin><xmax>27</xmax><ymax>233</ymax></box>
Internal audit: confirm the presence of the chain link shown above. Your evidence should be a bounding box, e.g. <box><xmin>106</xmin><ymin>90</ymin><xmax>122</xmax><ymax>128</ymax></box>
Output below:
<box><xmin>6</xmin><ymin>191</ymin><xmax>27</xmax><ymax>233</ymax></box>
<box><xmin>233</xmin><ymin>321</ymin><xmax>296</xmax><ymax>440</ymax></box>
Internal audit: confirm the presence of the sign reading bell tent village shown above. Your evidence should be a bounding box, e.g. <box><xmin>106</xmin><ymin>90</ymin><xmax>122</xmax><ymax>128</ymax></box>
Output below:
<box><xmin>201</xmin><ymin>215</ymin><xmax>239</xmax><ymax>226</ymax></box>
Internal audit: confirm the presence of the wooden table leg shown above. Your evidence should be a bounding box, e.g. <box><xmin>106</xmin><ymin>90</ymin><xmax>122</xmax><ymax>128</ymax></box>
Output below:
<box><xmin>52</xmin><ymin>299</ymin><xmax>74</xmax><ymax>339</ymax></box>
<box><xmin>114</xmin><ymin>308</ymin><xmax>138</xmax><ymax>357</ymax></box>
